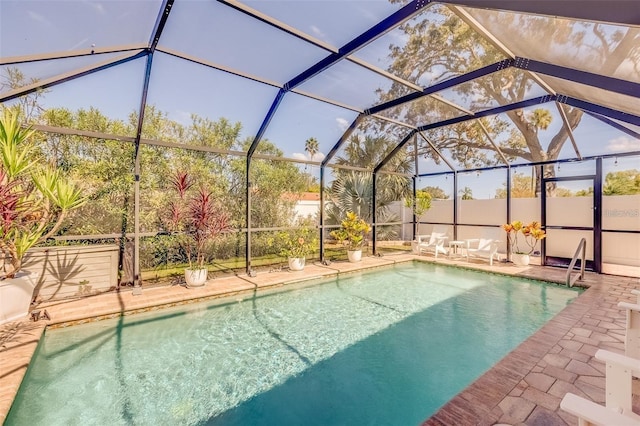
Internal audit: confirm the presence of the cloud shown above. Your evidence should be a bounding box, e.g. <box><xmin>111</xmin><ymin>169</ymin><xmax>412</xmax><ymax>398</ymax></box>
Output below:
<box><xmin>607</xmin><ymin>136</ymin><xmax>638</xmax><ymax>152</ymax></box>
<box><xmin>309</xmin><ymin>25</ymin><xmax>326</xmax><ymax>40</ymax></box>
<box><xmin>292</xmin><ymin>153</ymin><xmax>308</xmax><ymax>161</ymax></box>
<box><xmin>336</xmin><ymin>117</ymin><xmax>350</xmax><ymax>131</ymax></box>
<box><xmin>27</xmin><ymin>10</ymin><xmax>53</xmax><ymax>26</ymax></box>
<box><xmin>292</xmin><ymin>152</ymin><xmax>326</xmax><ymax>162</ymax></box>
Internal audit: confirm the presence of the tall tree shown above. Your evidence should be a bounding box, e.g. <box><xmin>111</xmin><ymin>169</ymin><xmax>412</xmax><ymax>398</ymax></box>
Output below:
<box><xmin>325</xmin><ymin>134</ymin><xmax>412</xmax><ymax>239</ymax></box>
<box><xmin>381</xmin><ymin>3</ymin><xmax>638</xmax><ymax>194</ymax></box>
<box><xmin>304</xmin><ymin>137</ymin><xmax>319</xmax><ymax>161</ymax></box>
<box><xmin>603</xmin><ymin>169</ymin><xmax>640</xmax><ymax>195</ymax></box>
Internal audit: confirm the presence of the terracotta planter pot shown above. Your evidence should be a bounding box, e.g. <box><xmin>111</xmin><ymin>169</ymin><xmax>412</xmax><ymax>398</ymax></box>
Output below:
<box><xmin>347</xmin><ymin>249</ymin><xmax>362</xmax><ymax>263</ymax></box>
<box><xmin>185</xmin><ymin>268</ymin><xmax>207</xmax><ymax>287</ymax></box>
<box><xmin>288</xmin><ymin>257</ymin><xmax>305</xmax><ymax>271</ymax></box>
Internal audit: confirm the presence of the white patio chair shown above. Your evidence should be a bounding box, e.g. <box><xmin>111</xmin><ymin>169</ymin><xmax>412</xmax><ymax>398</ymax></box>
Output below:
<box><xmin>561</xmin><ymin>349</ymin><xmax>640</xmax><ymax>425</ymax></box>
<box><xmin>416</xmin><ymin>225</ymin><xmax>449</xmax><ymax>258</ymax></box>
<box><xmin>465</xmin><ymin>228</ymin><xmax>501</xmax><ymax>266</ymax></box>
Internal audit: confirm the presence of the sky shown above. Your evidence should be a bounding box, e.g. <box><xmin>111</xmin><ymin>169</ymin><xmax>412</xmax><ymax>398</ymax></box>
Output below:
<box><xmin>1</xmin><ymin>0</ymin><xmax>639</xmax><ymax>198</ymax></box>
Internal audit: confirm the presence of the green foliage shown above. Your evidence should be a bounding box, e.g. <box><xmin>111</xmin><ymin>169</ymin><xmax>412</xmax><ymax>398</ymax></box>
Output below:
<box><xmin>325</xmin><ymin>134</ymin><xmax>410</xmax><ymax>240</ymax></box>
<box><xmin>404</xmin><ymin>189</ymin><xmax>432</xmax><ymax>216</ymax></box>
<box><xmin>460</xmin><ymin>186</ymin><xmax>474</xmax><ymax>200</ymax></box>
<box><xmin>421</xmin><ymin>186</ymin><xmax>449</xmax><ymax>200</ymax></box>
<box><xmin>330</xmin><ymin>211</ymin><xmax>372</xmax><ymax>251</ymax></box>
<box><xmin>272</xmin><ymin>227</ymin><xmax>318</xmax><ymax>259</ymax></box>
<box><xmin>495</xmin><ymin>172</ymin><xmax>535</xmax><ymax>199</ymax></box>
<box><xmin>0</xmin><ymin>109</ymin><xmax>87</xmax><ymax>279</ymax></box>
<box><xmin>604</xmin><ymin>169</ymin><xmax>640</xmax><ymax>195</ymax></box>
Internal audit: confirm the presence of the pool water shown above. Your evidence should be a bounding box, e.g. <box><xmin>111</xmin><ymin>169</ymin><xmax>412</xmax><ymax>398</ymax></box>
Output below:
<box><xmin>7</xmin><ymin>262</ymin><xmax>580</xmax><ymax>425</ymax></box>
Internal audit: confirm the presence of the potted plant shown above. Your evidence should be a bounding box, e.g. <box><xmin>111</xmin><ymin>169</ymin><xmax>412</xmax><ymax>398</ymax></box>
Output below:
<box><xmin>502</xmin><ymin>220</ymin><xmax>546</xmax><ymax>266</ymax></box>
<box><xmin>0</xmin><ymin>110</ymin><xmax>87</xmax><ymax>324</ymax></box>
<box><xmin>330</xmin><ymin>211</ymin><xmax>371</xmax><ymax>262</ymax></box>
<box><xmin>165</xmin><ymin>170</ymin><xmax>231</xmax><ymax>287</ymax></box>
<box><xmin>275</xmin><ymin>226</ymin><xmax>318</xmax><ymax>271</ymax></box>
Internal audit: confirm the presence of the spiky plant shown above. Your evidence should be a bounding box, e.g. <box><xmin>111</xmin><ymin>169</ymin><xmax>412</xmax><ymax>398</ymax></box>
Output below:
<box><xmin>165</xmin><ymin>170</ymin><xmax>231</xmax><ymax>270</ymax></box>
<box><xmin>0</xmin><ymin>110</ymin><xmax>87</xmax><ymax>279</ymax></box>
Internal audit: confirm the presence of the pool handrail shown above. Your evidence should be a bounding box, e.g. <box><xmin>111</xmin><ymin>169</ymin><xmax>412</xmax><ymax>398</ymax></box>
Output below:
<box><xmin>566</xmin><ymin>238</ymin><xmax>586</xmax><ymax>287</ymax></box>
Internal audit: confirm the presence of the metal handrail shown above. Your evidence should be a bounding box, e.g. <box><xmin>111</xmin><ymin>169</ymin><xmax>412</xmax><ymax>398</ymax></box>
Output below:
<box><xmin>566</xmin><ymin>238</ymin><xmax>586</xmax><ymax>287</ymax></box>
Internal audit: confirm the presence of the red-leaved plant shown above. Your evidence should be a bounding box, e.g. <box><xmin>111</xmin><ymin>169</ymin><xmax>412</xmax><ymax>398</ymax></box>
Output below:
<box><xmin>165</xmin><ymin>171</ymin><xmax>231</xmax><ymax>271</ymax></box>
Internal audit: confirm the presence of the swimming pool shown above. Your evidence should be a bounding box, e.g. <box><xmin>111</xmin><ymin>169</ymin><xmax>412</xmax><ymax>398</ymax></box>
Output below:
<box><xmin>6</xmin><ymin>262</ymin><xmax>580</xmax><ymax>425</ymax></box>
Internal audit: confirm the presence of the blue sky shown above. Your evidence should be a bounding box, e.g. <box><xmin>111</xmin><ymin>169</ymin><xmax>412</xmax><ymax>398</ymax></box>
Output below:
<box><xmin>1</xmin><ymin>0</ymin><xmax>638</xmax><ymax>197</ymax></box>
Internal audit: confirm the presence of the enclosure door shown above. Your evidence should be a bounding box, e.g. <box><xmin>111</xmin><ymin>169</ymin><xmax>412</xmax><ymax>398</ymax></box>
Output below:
<box><xmin>542</xmin><ymin>176</ymin><xmax>600</xmax><ymax>272</ymax></box>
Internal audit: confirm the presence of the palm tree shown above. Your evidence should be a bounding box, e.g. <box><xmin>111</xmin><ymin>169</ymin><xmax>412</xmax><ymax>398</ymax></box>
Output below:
<box><xmin>304</xmin><ymin>137</ymin><xmax>319</xmax><ymax>162</ymax></box>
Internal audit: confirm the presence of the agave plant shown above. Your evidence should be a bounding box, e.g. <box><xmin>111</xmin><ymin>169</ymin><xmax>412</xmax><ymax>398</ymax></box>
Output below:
<box><xmin>165</xmin><ymin>170</ymin><xmax>231</xmax><ymax>270</ymax></box>
<box><xmin>0</xmin><ymin>109</ymin><xmax>87</xmax><ymax>280</ymax></box>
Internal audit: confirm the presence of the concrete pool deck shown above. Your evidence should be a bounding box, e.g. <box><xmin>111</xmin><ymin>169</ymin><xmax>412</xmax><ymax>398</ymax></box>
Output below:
<box><xmin>1</xmin><ymin>253</ymin><xmax>638</xmax><ymax>425</ymax></box>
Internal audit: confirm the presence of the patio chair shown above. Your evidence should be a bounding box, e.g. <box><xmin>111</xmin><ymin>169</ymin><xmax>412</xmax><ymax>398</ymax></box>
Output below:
<box><xmin>618</xmin><ymin>300</ymin><xmax>640</xmax><ymax>359</ymax></box>
<box><xmin>416</xmin><ymin>225</ymin><xmax>449</xmax><ymax>258</ymax></box>
<box><xmin>560</xmin><ymin>349</ymin><xmax>640</xmax><ymax>425</ymax></box>
<box><xmin>465</xmin><ymin>228</ymin><xmax>501</xmax><ymax>266</ymax></box>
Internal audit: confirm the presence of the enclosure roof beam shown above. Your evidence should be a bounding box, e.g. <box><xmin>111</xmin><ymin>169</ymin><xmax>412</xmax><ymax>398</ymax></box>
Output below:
<box><xmin>416</xmin><ymin>95</ymin><xmax>556</xmax><ymax>132</ymax></box>
<box><xmin>438</xmin><ymin>0</ymin><xmax>640</xmax><ymax>27</ymax></box>
<box><xmin>418</xmin><ymin>132</ymin><xmax>457</xmax><ymax>172</ymax></box>
<box><xmin>366</xmin><ymin>59</ymin><xmax>513</xmax><ymax>115</ymax></box>
<box><xmin>0</xmin><ymin>44</ymin><xmax>147</xmax><ymax>66</ymax></box>
<box><xmin>217</xmin><ymin>0</ymin><xmax>338</xmax><ymax>53</ymax></box>
<box><xmin>374</xmin><ymin>130</ymin><xmax>417</xmax><ymax>173</ymax></box>
<box><xmin>247</xmin><ymin>88</ymin><xmax>287</xmax><ymax>158</ymax></box>
<box><xmin>555</xmin><ymin>102</ymin><xmax>583</xmax><ymax>160</ymax></box>
<box><xmin>584</xmin><ymin>111</ymin><xmax>640</xmax><ymax>140</ymax></box>
<box><xmin>0</xmin><ymin>51</ymin><xmax>147</xmax><ymax>103</ymax></box>
<box><xmin>284</xmin><ymin>0</ymin><xmax>433</xmax><ymax>91</ymax></box>
<box><xmin>322</xmin><ymin>115</ymin><xmax>365</xmax><ymax>167</ymax></box>
<box><xmin>514</xmin><ymin>58</ymin><xmax>640</xmax><ymax>99</ymax></box>
<box><xmin>477</xmin><ymin>121</ymin><xmax>509</xmax><ymax>165</ymax></box>
<box><xmin>560</xmin><ymin>96</ymin><xmax>640</xmax><ymax>127</ymax></box>
<box><xmin>149</xmin><ymin>0</ymin><xmax>175</xmax><ymax>52</ymax></box>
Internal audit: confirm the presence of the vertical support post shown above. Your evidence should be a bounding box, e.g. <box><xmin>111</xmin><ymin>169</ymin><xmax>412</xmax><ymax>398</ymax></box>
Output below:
<box><xmin>412</xmin><ymin>176</ymin><xmax>417</xmax><ymax>240</ymax></box>
<box><xmin>453</xmin><ymin>171</ymin><xmax>458</xmax><ymax>240</ymax></box>
<box><xmin>594</xmin><ymin>157</ymin><xmax>603</xmax><ymax>273</ymax></box>
<box><xmin>506</xmin><ymin>166</ymin><xmax>512</xmax><ymax>260</ymax></box>
<box><xmin>319</xmin><ymin>164</ymin><xmax>325</xmax><ymax>263</ymax></box>
<box><xmin>132</xmin><ymin>52</ymin><xmax>154</xmax><ymax>294</ymax></box>
<box><xmin>540</xmin><ymin>165</ymin><xmax>547</xmax><ymax>265</ymax></box>
<box><xmin>372</xmin><ymin>172</ymin><xmax>377</xmax><ymax>255</ymax></box>
<box><xmin>246</xmin><ymin>157</ymin><xmax>252</xmax><ymax>275</ymax></box>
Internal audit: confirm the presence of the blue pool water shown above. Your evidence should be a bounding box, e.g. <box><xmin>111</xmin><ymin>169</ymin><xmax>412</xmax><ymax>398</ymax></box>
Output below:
<box><xmin>7</xmin><ymin>262</ymin><xmax>580</xmax><ymax>425</ymax></box>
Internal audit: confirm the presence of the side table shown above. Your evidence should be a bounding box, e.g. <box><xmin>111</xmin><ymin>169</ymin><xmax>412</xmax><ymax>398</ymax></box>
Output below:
<box><xmin>449</xmin><ymin>240</ymin><xmax>466</xmax><ymax>259</ymax></box>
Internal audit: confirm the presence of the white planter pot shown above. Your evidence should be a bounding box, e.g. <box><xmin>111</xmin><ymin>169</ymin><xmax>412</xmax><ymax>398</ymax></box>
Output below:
<box><xmin>512</xmin><ymin>253</ymin><xmax>531</xmax><ymax>266</ymax></box>
<box><xmin>0</xmin><ymin>270</ymin><xmax>39</xmax><ymax>325</ymax></box>
<box><xmin>347</xmin><ymin>249</ymin><xmax>362</xmax><ymax>263</ymax></box>
<box><xmin>288</xmin><ymin>257</ymin><xmax>305</xmax><ymax>271</ymax></box>
<box><xmin>185</xmin><ymin>268</ymin><xmax>207</xmax><ymax>287</ymax></box>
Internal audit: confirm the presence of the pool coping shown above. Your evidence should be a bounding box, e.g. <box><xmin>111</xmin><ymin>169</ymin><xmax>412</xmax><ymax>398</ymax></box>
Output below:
<box><xmin>0</xmin><ymin>253</ymin><xmax>636</xmax><ymax>424</ymax></box>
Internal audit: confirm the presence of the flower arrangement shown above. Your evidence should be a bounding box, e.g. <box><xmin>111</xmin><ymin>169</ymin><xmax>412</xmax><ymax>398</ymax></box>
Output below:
<box><xmin>330</xmin><ymin>211</ymin><xmax>371</xmax><ymax>251</ymax></box>
<box><xmin>502</xmin><ymin>220</ymin><xmax>546</xmax><ymax>255</ymax></box>
<box><xmin>275</xmin><ymin>227</ymin><xmax>318</xmax><ymax>259</ymax></box>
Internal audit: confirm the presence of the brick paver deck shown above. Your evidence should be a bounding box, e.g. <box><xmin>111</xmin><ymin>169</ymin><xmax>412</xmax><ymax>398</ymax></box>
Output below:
<box><xmin>1</xmin><ymin>253</ymin><xmax>638</xmax><ymax>425</ymax></box>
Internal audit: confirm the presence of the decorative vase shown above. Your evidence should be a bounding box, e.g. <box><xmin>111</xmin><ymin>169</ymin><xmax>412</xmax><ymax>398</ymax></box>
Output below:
<box><xmin>185</xmin><ymin>268</ymin><xmax>207</xmax><ymax>287</ymax></box>
<box><xmin>511</xmin><ymin>253</ymin><xmax>531</xmax><ymax>266</ymax></box>
<box><xmin>347</xmin><ymin>249</ymin><xmax>362</xmax><ymax>263</ymax></box>
<box><xmin>288</xmin><ymin>257</ymin><xmax>305</xmax><ymax>271</ymax></box>
<box><xmin>0</xmin><ymin>270</ymin><xmax>39</xmax><ymax>325</ymax></box>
